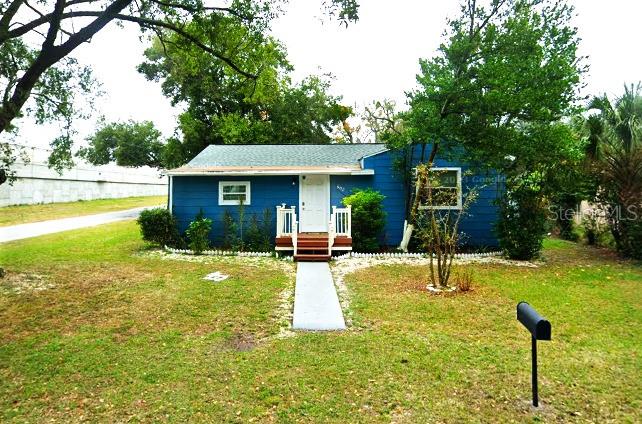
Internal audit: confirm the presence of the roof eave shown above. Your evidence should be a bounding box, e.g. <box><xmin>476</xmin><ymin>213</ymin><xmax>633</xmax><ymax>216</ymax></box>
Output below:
<box><xmin>166</xmin><ymin>167</ymin><xmax>374</xmax><ymax>176</ymax></box>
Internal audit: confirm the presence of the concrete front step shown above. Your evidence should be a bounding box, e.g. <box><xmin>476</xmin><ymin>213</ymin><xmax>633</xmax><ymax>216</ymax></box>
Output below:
<box><xmin>294</xmin><ymin>253</ymin><xmax>331</xmax><ymax>262</ymax></box>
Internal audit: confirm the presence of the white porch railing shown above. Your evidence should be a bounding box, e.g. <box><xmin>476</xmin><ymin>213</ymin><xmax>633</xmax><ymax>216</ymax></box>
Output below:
<box><xmin>276</xmin><ymin>204</ymin><xmax>296</xmax><ymax>237</ymax></box>
<box><xmin>329</xmin><ymin>205</ymin><xmax>351</xmax><ymax>255</ymax></box>
<box><xmin>276</xmin><ymin>204</ymin><xmax>298</xmax><ymax>255</ymax></box>
<box><xmin>293</xmin><ymin>221</ymin><xmax>298</xmax><ymax>256</ymax></box>
<box><xmin>331</xmin><ymin>205</ymin><xmax>352</xmax><ymax>237</ymax></box>
<box><xmin>277</xmin><ymin>204</ymin><xmax>350</xmax><ymax>255</ymax></box>
<box><xmin>328</xmin><ymin>219</ymin><xmax>335</xmax><ymax>256</ymax></box>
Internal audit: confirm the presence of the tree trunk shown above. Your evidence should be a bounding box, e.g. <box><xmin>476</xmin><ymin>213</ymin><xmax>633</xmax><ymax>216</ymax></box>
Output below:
<box><xmin>399</xmin><ymin>142</ymin><xmax>439</xmax><ymax>251</ymax></box>
<box><xmin>0</xmin><ymin>58</ymin><xmax>50</xmax><ymax>133</ymax></box>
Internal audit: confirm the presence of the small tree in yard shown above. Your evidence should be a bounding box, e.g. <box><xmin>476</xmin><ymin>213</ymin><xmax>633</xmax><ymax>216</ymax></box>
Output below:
<box><xmin>397</xmin><ymin>0</ymin><xmax>585</xmax><ymax>260</ymax></box>
<box><xmin>342</xmin><ymin>189</ymin><xmax>386</xmax><ymax>252</ymax></box>
<box><xmin>413</xmin><ymin>164</ymin><xmax>477</xmax><ymax>288</ymax></box>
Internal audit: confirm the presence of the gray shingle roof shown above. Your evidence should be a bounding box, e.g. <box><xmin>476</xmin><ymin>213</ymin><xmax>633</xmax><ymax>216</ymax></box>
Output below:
<box><xmin>182</xmin><ymin>144</ymin><xmax>388</xmax><ymax>169</ymax></box>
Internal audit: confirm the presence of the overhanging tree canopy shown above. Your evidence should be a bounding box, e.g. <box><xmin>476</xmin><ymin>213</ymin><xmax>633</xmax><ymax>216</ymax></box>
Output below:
<box><xmin>394</xmin><ymin>0</ymin><xmax>586</xmax><ymax>257</ymax></box>
<box><xmin>406</xmin><ymin>0</ymin><xmax>585</xmax><ymax>168</ymax></box>
<box><xmin>136</xmin><ymin>19</ymin><xmax>352</xmax><ymax>166</ymax></box>
<box><xmin>0</xmin><ymin>0</ymin><xmax>359</xmax><ymax>179</ymax></box>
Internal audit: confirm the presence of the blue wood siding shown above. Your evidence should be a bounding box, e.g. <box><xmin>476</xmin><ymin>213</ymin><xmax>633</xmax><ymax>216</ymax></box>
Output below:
<box><xmin>344</xmin><ymin>148</ymin><xmax>503</xmax><ymax>247</ymax></box>
<box><xmin>172</xmin><ymin>146</ymin><xmax>503</xmax><ymax>248</ymax></box>
<box><xmin>362</xmin><ymin>149</ymin><xmax>502</xmax><ymax>247</ymax></box>
<box><xmin>172</xmin><ymin>175</ymin><xmax>298</xmax><ymax>244</ymax></box>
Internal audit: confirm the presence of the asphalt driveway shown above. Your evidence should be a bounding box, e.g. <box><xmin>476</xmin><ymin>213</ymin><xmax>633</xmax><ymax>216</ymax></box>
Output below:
<box><xmin>0</xmin><ymin>206</ymin><xmax>154</xmax><ymax>243</ymax></box>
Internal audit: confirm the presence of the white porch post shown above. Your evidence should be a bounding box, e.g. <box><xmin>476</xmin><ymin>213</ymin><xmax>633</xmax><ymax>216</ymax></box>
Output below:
<box><xmin>168</xmin><ymin>175</ymin><xmax>173</xmax><ymax>212</ymax></box>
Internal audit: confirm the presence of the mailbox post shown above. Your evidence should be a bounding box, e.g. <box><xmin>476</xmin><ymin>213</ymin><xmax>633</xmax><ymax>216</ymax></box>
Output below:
<box><xmin>516</xmin><ymin>302</ymin><xmax>551</xmax><ymax>407</ymax></box>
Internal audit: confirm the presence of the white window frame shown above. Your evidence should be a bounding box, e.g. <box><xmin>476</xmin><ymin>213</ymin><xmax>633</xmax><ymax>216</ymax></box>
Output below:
<box><xmin>218</xmin><ymin>181</ymin><xmax>251</xmax><ymax>205</ymax></box>
<box><xmin>417</xmin><ymin>167</ymin><xmax>462</xmax><ymax>210</ymax></box>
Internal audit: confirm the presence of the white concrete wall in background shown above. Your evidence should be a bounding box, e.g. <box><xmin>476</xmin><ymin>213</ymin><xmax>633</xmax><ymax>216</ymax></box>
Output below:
<box><xmin>0</xmin><ymin>146</ymin><xmax>167</xmax><ymax>207</ymax></box>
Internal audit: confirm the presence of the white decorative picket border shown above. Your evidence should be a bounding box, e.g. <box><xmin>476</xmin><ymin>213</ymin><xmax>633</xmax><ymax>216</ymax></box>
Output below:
<box><xmin>333</xmin><ymin>251</ymin><xmax>503</xmax><ymax>261</ymax></box>
<box><xmin>162</xmin><ymin>246</ymin><xmax>502</xmax><ymax>261</ymax></box>
<box><xmin>164</xmin><ymin>246</ymin><xmax>273</xmax><ymax>257</ymax></box>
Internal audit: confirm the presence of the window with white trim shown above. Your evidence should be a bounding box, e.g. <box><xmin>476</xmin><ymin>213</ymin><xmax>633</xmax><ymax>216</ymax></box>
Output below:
<box><xmin>417</xmin><ymin>167</ymin><xmax>462</xmax><ymax>210</ymax></box>
<box><xmin>218</xmin><ymin>181</ymin><xmax>251</xmax><ymax>205</ymax></box>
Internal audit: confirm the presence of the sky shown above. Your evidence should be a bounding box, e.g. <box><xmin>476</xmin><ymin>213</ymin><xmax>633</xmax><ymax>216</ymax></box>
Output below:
<box><xmin>7</xmin><ymin>0</ymin><xmax>642</xmax><ymax>150</ymax></box>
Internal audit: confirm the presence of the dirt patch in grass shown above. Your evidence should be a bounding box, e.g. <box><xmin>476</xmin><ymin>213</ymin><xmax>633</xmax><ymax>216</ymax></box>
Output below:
<box><xmin>0</xmin><ymin>263</ymin><xmax>163</xmax><ymax>342</ymax></box>
<box><xmin>206</xmin><ymin>332</ymin><xmax>259</xmax><ymax>354</ymax></box>
<box><xmin>0</xmin><ymin>270</ymin><xmax>55</xmax><ymax>294</ymax></box>
<box><xmin>0</xmin><ymin>251</ymin><xmax>294</xmax><ymax>343</ymax></box>
<box><xmin>226</xmin><ymin>332</ymin><xmax>257</xmax><ymax>352</ymax></box>
<box><xmin>346</xmin><ymin>262</ymin><xmax>500</xmax><ymax>301</ymax></box>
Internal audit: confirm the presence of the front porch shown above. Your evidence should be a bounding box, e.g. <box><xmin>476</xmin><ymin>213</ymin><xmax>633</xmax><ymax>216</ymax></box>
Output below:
<box><xmin>275</xmin><ymin>204</ymin><xmax>352</xmax><ymax>261</ymax></box>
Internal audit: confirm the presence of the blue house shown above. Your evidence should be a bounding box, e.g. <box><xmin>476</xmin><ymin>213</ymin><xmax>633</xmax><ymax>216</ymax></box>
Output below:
<box><xmin>167</xmin><ymin>144</ymin><xmax>502</xmax><ymax>259</ymax></box>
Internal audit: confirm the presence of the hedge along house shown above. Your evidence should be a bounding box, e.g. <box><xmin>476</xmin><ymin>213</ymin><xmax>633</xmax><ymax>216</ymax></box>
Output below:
<box><xmin>167</xmin><ymin>144</ymin><xmax>502</xmax><ymax>260</ymax></box>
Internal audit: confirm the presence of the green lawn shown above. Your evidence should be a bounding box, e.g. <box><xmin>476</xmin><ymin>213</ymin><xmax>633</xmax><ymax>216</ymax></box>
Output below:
<box><xmin>0</xmin><ymin>224</ymin><xmax>640</xmax><ymax>422</ymax></box>
<box><xmin>0</xmin><ymin>195</ymin><xmax>167</xmax><ymax>227</ymax></box>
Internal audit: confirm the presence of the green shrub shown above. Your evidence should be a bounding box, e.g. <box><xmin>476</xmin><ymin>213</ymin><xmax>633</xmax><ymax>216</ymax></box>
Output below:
<box><xmin>582</xmin><ymin>209</ymin><xmax>604</xmax><ymax>246</ymax></box>
<box><xmin>244</xmin><ymin>209</ymin><xmax>273</xmax><ymax>252</ymax></box>
<box><xmin>137</xmin><ymin>207</ymin><xmax>182</xmax><ymax>247</ymax></box>
<box><xmin>237</xmin><ymin>200</ymin><xmax>246</xmax><ymax>251</ymax></box>
<box><xmin>260</xmin><ymin>208</ymin><xmax>273</xmax><ymax>251</ymax></box>
<box><xmin>496</xmin><ymin>187</ymin><xmax>547</xmax><ymax>260</ymax></box>
<box><xmin>222</xmin><ymin>210</ymin><xmax>239</xmax><ymax>250</ymax></box>
<box><xmin>558</xmin><ymin>218</ymin><xmax>581</xmax><ymax>242</ymax></box>
<box><xmin>185</xmin><ymin>211</ymin><xmax>212</xmax><ymax>254</ymax></box>
<box><xmin>245</xmin><ymin>214</ymin><xmax>262</xmax><ymax>251</ymax></box>
<box><xmin>342</xmin><ymin>188</ymin><xmax>386</xmax><ymax>252</ymax></box>
<box><xmin>615</xmin><ymin>217</ymin><xmax>642</xmax><ymax>259</ymax></box>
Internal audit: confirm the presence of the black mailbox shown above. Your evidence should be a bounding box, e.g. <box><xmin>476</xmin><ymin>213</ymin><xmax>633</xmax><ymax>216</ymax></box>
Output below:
<box><xmin>516</xmin><ymin>301</ymin><xmax>552</xmax><ymax>408</ymax></box>
<box><xmin>517</xmin><ymin>302</ymin><xmax>551</xmax><ymax>340</ymax></box>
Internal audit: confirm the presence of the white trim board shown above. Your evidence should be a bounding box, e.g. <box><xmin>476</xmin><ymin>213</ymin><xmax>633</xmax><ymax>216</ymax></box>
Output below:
<box><xmin>218</xmin><ymin>180</ymin><xmax>251</xmax><ymax>205</ymax></box>
<box><xmin>359</xmin><ymin>147</ymin><xmax>390</xmax><ymax>168</ymax></box>
<box><xmin>168</xmin><ymin>175</ymin><xmax>173</xmax><ymax>212</ymax></box>
<box><xmin>167</xmin><ymin>169</ymin><xmax>374</xmax><ymax>176</ymax></box>
<box><xmin>417</xmin><ymin>166</ymin><xmax>463</xmax><ymax>210</ymax></box>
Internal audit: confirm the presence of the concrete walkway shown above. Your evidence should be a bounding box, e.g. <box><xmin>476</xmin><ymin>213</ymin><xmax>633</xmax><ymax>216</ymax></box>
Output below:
<box><xmin>0</xmin><ymin>206</ymin><xmax>154</xmax><ymax>243</ymax></box>
<box><xmin>293</xmin><ymin>262</ymin><xmax>346</xmax><ymax>330</ymax></box>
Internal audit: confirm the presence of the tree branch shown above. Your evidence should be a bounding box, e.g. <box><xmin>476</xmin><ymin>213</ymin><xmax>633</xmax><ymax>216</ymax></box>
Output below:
<box><xmin>149</xmin><ymin>0</ymin><xmax>253</xmax><ymax>21</ymax></box>
<box><xmin>25</xmin><ymin>0</ymin><xmax>76</xmax><ymax>39</ymax></box>
<box><xmin>42</xmin><ymin>0</ymin><xmax>65</xmax><ymax>50</ymax></box>
<box><xmin>24</xmin><ymin>0</ymin><xmax>45</xmax><ymax>18</ymax></box>
<box><xmin>0</xmin><ymin>0</ymin><xmax>26</xmax><ymax>34</ymax></box>
<box><xmin>4</xmin><ymin>9</ymin><xmax>256</xmax><ymax>79</ymax></box>
<box><xmin>65</xmin><ymin>0</ymin><xmax>100</xmax><ymax>6</ymax></box>
<box><xmin>116</xmin><ymin>13</ymin><xmax>256</xmax><ymax>79</ymax></box>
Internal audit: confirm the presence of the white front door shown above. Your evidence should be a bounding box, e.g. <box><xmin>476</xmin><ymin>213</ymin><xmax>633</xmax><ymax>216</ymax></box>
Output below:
<box><xmin>299</xmin><ymin>174</ymin><xmax>329</xmax><ymax>232</ymax></box>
